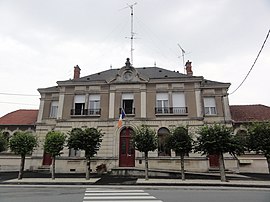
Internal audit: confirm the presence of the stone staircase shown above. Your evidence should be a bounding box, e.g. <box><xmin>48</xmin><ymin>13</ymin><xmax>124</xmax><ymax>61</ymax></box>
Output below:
<box><xmin>33</xmin><ymin>166</ymin><xmax>51</xmax><ymax>173</ymax></box>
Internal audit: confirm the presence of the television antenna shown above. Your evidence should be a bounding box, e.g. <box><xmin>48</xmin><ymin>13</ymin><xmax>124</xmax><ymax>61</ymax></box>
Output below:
<box><xmin>177</xmin><ymin>43</ymin><xmax>186</xmax><ymax>73</ymax></box>
<box><xmin>121</xmin><ymin>2</ymin><xmax>137</xmax><ymax>65</ymax></box>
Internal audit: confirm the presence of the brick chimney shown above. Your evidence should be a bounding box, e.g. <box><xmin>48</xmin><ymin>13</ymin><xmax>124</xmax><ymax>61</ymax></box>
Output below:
<box><xmin>185</xmin><ymin>60</ymin><xmax>193</xmax><ymax>76</ymax></box>
<box><xmin>73</xmin><ymin>65</ymin><xmax>81</xmax><ymax>79</ymax></box>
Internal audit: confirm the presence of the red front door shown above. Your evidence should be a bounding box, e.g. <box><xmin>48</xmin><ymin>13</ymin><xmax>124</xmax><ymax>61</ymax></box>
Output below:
<box><xmin>119</xmin><ymin>127</ymin><xmax>135</xmax><ymax>167</ymax></box>
<box><xmin>42</xmin><ymin>153</ymin><xmax>52</xmax><ymax>166</ymax></box>
<box><xmin>209</xmin><ymin>154</ymin><xmax>219</xmax><ymax>168</ymax></box>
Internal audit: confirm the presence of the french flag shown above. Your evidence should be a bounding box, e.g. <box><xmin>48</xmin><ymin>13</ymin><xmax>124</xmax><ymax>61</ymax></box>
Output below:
<box><xmin>117</xmin><ymin>108</ymin><xmax>126</xmax><ymax>128</ymax></box>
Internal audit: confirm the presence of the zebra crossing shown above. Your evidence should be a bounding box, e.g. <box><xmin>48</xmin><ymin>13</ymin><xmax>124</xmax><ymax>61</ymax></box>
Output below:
<box><xmin>83</xmin><ymin>189</ymin><xmax>163</xmax><ymax>202</ymax></box>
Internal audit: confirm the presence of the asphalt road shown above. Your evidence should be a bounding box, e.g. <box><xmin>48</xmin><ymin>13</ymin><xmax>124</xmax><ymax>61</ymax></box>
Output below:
<box><xmin>0</xmin><ymin>186</ymin><xmax>270</xmax><ymax>202</ymax></box>
<box><xmin>147</xmin><ymin>188</ymin><xmax>270</xmax><ymax>202</ymax></box>
<box><xmin>0</xmin><ymin>186</ymin><xmax>84</xmax><ymax>202</ymax></box>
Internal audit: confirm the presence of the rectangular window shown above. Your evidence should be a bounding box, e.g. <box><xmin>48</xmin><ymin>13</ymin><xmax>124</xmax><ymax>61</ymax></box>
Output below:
<box><xmin>88</xmin><ymin>95</ymin><xmax>100</xmax><ymax>115</ymax></box>
<box><xmin>122</xmin><ymin>93</ymin><xmax>134</xmax><ymax>114</ymax></box>
<box><xmin>172</xmin><ymin>92</ymin><xmax>187</xmax><ymax>114</ymax></box>
<box><xmin>156</xmin><ymin>93</ymin><xmax>169</xmax><ymax>114</ymax></box>
<box><xmin>49</xmin><ymin>101</ymin><xmax>58</xmax><ymax>118</ymax></box>
<box><xmin>69</xmin><ymin>148</ymin><xmax>81</xmax><ymax>157</ymax></box>
<box><xmin>74</xmin><ymin>95</ymin><xmax>85</xmax><ymax>115</ymax></box>
<box><xmin>204</xmin><ymin>97</ymin><xmax>217</xmax><ymax>115</ymax></box>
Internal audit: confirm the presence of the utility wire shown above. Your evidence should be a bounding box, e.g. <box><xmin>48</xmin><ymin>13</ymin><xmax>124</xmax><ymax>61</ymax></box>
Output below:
<box><xmin>0</xmin><ymin>92</ymin><xmax>39</xmax><ymax>97</ymax></box>
<box><xmin>229</xmin><ymin>29</ymin><xmax>270</xmax><ymax>95</ymax></box>
<box><xmin>0</xmin><ymin>101</ymin><xmax>38</xmax><ymax>106</ymax></box>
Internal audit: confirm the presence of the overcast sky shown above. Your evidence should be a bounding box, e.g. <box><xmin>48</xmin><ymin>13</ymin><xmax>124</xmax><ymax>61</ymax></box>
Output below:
<box><xmin>0</xmin><ymin>0</ymin><xmax>269</xmax><ymax>117</ymax></box>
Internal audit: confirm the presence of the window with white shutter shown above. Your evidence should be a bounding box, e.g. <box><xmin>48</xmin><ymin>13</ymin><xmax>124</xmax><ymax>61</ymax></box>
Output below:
<box><xmin>49</xmin><ymin>101</ymin><xmax>58</xmax><ymax>118</ymax></box>
<box><xmin>204</xmin><ymin>97</ymin><xmax>217</xmax><ymax>115</ymax></box>
<box><xmin>88</xmin><ymin>95</ymin><xmax>100</xmax><ymax>115</ymax></box>
<box><xmin>156</xmin><ymin>93</ymin><xmax>169</xmax><ymax>114</ymax></box>
<box><xmin>172</xmin><ymin>92</ymin><xmax>187</xmax><ymax>114</ymax></box>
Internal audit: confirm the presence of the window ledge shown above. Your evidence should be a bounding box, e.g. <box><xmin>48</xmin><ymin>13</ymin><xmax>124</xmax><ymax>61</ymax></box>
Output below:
<box><xmin>155</xmin><ymin>113</ymin><xmax>188</xmax><ymax>116</ymax></box>
<box><xmin>125</xmin><ymin>114</ymin><xmax>135</xmax><ymax>117</ymax></box>
<box><xmin>70</xmin><ymin>115</ymin><xmax>101</xmax><ymax>118</ymax></box>
<box><xmin>204</xmin><ymin>114</ymin><xmax>218</xmax><ymax>117</ymax></box>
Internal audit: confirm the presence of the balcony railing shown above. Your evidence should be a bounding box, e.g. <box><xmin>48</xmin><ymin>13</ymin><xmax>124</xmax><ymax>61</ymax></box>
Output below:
<box><xmin>70</xmin><ymin>109</ymin><xmax>101</xmax><ymax>116</ymax></box>
<box><xmin>155</xmin><ymin>107</ymin><xmax>188</xmax><ymax>115</ymax></box>
<box><xmin>119</xmin><ymin>108</ymin><xmax>135</xmax><ymax>115</ymax></box>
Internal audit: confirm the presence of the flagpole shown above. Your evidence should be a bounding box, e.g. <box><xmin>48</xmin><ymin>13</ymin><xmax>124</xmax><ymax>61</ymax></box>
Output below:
<box><xmin>118</xmin><ymin>108</ymin><xmax>126</xmax><ymax>128</ymax></box>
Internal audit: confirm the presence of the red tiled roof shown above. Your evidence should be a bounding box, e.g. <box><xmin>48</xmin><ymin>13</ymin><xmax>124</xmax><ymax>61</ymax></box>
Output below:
<box><xmin>0</xmin><ymin>109</ymin><xmax>38</xmax><ymax>125</ymax></box>
<box><xmin>230</xmin><ymin>105</ymin><xmax>270</xmax><ymax>123</ymax></box>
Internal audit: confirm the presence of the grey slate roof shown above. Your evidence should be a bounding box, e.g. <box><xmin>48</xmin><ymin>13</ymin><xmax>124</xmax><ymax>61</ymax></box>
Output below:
<box><xmin>201</xmin><ymin>79</ymin><xmax>230</xmax><ymax>87</ymax></box>
<box><xmin>38</xmin><ymin>86</ymin><xmax>59</xmax><ymax>93</ymax></box>
<box><xmin>40</xmin><ymin>66</ymin><xmax>230</xmax><ymax>91</ymax></box>
<box><xmin>63</xmin><ymin>66</ymin><xmax>199</xmax><ymax>82</ymax></box>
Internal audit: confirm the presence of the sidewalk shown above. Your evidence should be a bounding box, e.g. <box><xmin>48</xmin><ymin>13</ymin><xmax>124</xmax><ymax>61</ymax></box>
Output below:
<box><xmin>1</xmin><ymin>171</ymin><xmax>270</xmax><ymax>188</ymax></box>
<box><xmin>136</xmin><ymin>178</ymin><xmax>270</xmax><ymax>188</ymax></box>
<box><xmin>2</xmin><ymin>177</ymin><xmax>100</xmax><ymax>185</ymax></box>
<box><xmin>2</xmin><ymin>177</ymin><xmax>270</xmax><ymax>188</ymax></box>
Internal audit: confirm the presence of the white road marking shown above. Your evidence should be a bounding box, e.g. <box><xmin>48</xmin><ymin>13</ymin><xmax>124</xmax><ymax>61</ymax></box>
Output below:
<box><xmin>83</xmin><ymin>189</ymin><xmax>163</xmax><ymax>202</ymax></box>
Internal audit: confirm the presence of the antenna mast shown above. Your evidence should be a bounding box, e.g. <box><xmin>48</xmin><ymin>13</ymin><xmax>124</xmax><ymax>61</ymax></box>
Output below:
<box><xmin>127</xmin><ymin>2</ymin><xmax>137</xmax><ymax>65</ymax></box>
<box><xmin>177</xmin><ymin>43</ymin><xmax>186</xmax><ymax>73</ymax></box>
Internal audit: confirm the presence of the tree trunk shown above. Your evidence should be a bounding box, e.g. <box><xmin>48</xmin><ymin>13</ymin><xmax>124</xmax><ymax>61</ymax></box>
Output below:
<box><xmin>51</xmin><ymin>156</ymin><xmax>55</xmax><ymax>180</ymax></box>
<box><xmin>18</xmin><ymin>155</ymin><xmax>25</xmax><ymax>180</ymax></box>
<box><xmin>218</xmin><ymin>153</ymin><xmax>227</xmax><ymax>182</ymax></box>
<box><xmin>267</xmin><ymin>157</ymin><xmax>270</xmax><ymax>174</ymax></box>
<box><xmin>144</xmin><ymin>152</ymin><xmax>149</xmax><ymax>180</ymax></box>
<box><xmin>180</xmin><ymin>152</ymin><xmax>185</xmax><ymax>181</ymax></box>
<box><xmin>86</xmin><ymin>157</ymin><xmax>91</xmax><ymax>180</ymax></box>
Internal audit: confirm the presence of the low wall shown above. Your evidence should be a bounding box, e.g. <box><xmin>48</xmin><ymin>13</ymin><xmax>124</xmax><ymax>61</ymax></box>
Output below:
<box><xmin>0</xmin><ymin>155</ymin><xmax>36</xmax><ymax>171</ymax></box>
<box><xmin>0</xmin><ymin>154</ymin><xmax>268</xmax><ymax>174</ymax></box>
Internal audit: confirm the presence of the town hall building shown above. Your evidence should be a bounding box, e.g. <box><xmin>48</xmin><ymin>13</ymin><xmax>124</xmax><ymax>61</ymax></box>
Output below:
<box><xmin>30</xmin><ymin>58</ymin><xmax>233</xmax><ymax>173</ymax></box>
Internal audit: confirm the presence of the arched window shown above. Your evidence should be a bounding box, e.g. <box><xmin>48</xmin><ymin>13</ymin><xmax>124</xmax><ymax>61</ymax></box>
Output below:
<box><xmin>158</xmin><ymin>127</ymin><xmax>171</xmax><ymax>156</ymax></box>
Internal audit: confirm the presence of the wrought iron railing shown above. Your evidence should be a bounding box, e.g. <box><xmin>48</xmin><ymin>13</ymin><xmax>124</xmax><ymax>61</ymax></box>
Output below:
<box><xmin>155</xmin><ymin>107</ymin><xmax>188</xmax><ymax>115</ymax></box>
<box><xmin>70</xmin><ymin>109</ymin><xmax>101</xmax><ymax>116</ymax></box>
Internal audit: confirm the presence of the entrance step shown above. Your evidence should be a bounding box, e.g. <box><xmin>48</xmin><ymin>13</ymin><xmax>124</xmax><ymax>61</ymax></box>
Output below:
<box><xmin>110</xmin><ymin>168</ymin><xmax>180</xmax><ymax>178</ymax></box>
<box><xmin>208</xmin><ymin>168</ymin><xmax>235</xmax><ymax>174</ymax></box>
<box><xmin>33</xmin><ymin>166</ymin><xmax>50</xmax><ymax>173</ymax></box>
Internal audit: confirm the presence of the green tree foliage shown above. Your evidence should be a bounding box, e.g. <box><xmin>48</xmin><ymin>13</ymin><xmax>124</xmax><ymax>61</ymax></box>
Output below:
<box><xmin>234</xmin><ymin>129</ymin><xmax>249</xmax><ymax>153</ymax></box>
<box><xmin>248</xmin><ymin>122</ymin><xmax>270</xmax><ymax>174</ymax></box>
<box><xmin>67</xmin><ymin>127</ymin><xmax>103</xmax><ymax>180</ymax></box>
<box><xmin>0</xmin><ymin>131</ymin><xmax>8</xmax><ymax>152</ymax></box>
<box><xmin>166</xmin><ymin>126</ymin><xmax>192</xmax><ymax>181</ymax></box>
<box><xmin>44</xmin><ymin>131</ymin><xmax>66</xmax><ymax>179</ymax></box>
<box><xmin>132</xmin><ymin>125</ymin><xmax>158</xmax><ymax>180</ymax></box>
<box><xmin>9</xmin><ymin>131</ymin><xmax>38</xmax><ymax>180</ymax></box>
<box><xmin>195</xmin><ymin>124</ymin><xmax>244</xmax><ymax>182</ymax></box>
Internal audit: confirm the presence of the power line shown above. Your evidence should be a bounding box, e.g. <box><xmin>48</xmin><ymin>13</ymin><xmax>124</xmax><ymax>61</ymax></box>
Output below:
<box><xmin>0</xmin><ymin>92</ymin><xmax>39</xmax><ymax>97</ymax></box>
<box><xmin>0</xmin><ymin>101</ymin><xmax>38</xmax><ymax>106</ymax></box>
<box><xmin>229</xmin><ymin>29</ymin><xmax>270</xmax><ymax>95</ymax></box>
